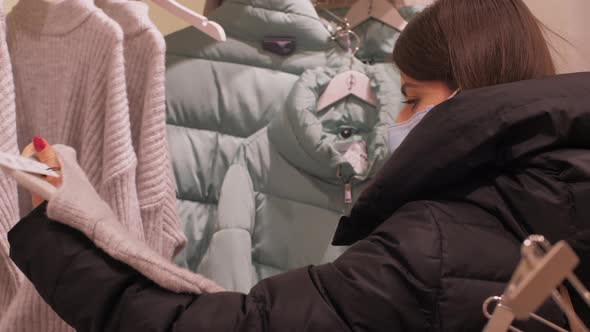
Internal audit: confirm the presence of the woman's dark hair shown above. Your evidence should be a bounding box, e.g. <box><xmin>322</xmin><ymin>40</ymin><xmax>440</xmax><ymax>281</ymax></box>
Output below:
<box><xmin>393</xmin><ymin>0</ymin><xmax>556</xmax><ymax>90</ymax></box>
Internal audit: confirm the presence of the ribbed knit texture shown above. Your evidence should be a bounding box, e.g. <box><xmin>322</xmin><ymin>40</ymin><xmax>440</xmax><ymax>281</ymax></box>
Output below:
<box><xmin>8</xmin><ymin>0</ymin><xmax>143</xmax><ymax>237</ymax></box>
<box><xmin>47</xmin><ymin>145</ymin><xmax>224</xmax><ymax>294</ymax></box>
<box><xmin>2</xmin><ymin>0</ymin><xmax>143</xmax><ymax>330</ymax></box>
<box><xmin>0</xmin><ymin>282</ymin><xmax>72</xmax><ymax>332</ymax></box>
<box><xmin>0</xmin><ymin>0</ymin><xmax>21</xmax><ymax>318</ymax></box>
<box><xmin>98</xmin><ymin>0</ymin><xmax>185</xmax><ymax>260</ymax></box>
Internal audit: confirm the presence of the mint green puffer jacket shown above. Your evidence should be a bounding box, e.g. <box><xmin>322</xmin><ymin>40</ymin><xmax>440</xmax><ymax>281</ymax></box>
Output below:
<box><xmin>199</xmin><ymin>64</ymin><xmax>403</xmax><ymax>292</ymax></box>
<box><xmin>166</xmin><ymin>0</ymin><xmax>344</xmax><ymax>269</ymax></box>
<box><xmin>165</xmin><ymin>0</ymin><xmax>421</xmax><ymax>271</ymax></box>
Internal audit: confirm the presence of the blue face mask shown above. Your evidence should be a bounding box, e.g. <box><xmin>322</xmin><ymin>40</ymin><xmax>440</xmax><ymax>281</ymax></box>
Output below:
<box><xmin>388</xmin><ymin>90</ymin><xmax>459</xmax><ymax>153</ymax></box>
<box><xmin>388</xmin><ymin>105</ymin><xmax>435</xmax><ymax>153</ymax></box>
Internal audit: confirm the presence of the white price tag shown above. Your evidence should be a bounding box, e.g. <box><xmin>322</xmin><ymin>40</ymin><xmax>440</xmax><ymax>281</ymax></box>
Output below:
<box><xmin>0</xmin><ymin>152</ymin><xmax>60</xmax><ymax>177</ymax></box>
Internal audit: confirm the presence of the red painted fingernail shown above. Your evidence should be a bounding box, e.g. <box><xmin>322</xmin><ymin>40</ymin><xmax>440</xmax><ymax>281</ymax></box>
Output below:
<box><xmin>33</xmin><ymin>136</ymin><xmax>46</xmax><ymax>152</ymax></box>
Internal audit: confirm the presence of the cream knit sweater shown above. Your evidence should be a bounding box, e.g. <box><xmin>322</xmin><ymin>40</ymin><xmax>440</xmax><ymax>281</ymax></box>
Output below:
<box><xmin>0</xmin><ymin>0</ymin><xmax>21</xmax><ymax>318</ymax></box>
<box><xmin>98</xmin><ymin>0</ymin><xmax>185</xmax><ymax>259</ymax></box>
<box><xmin>1</xmin><ymin>0</ymin><xmax>143</xmax><ymax>330</ymax></box>
<box><xmin>7</xmin><ymin>0</ymin><xmax>144</xmax><ymax>237</ymax></box>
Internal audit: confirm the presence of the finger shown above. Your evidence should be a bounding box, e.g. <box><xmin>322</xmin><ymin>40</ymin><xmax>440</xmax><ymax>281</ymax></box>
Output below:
<box><xmin>21</xmin><ymin>143</ymin><xmax>36</xmax><ymax>158</ymax></box>
<box><xmin>34</xmin><ymin>137</ymin><xmax>61</xmax><ymax>171</ymax></box>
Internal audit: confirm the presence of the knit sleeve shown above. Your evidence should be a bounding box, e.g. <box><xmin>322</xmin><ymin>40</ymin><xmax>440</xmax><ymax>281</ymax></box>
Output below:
<box><xmin>79</xmin><ymin>28</ymin><xmax>143</xmax><ymax>240</ymax></box>
<box><xmin>0</xmin><ymin>173</ymin><xmax>20</xmax><ymax>313</ymax></box>
<box><xmin>102</xmin><ymin>36</ymin><xmax>144</xmax><ymax>239</ymax></box>
<box><xmin>134</xmin><ymin>34</ymin><xmax>185</xmax><ymax>260</ymax></box>
<box><xmin>0</xmin><ymin>16</ymin><xmax>21</xmax><ymax>310</ymax></box>
<box><xmin>160</xmin><ymin>158</ymin><xmax>186</xmax><ymax>259</ymax></box>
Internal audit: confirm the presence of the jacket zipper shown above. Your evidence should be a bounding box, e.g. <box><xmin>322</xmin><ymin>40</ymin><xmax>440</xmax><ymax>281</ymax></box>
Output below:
<box><xmin>337</xmin><ymin>165</ymin><xmax>354</xmax><ymax>214</ymax></box>
<box><xmin>337</xmin><ymin>159</ymin><xmax>378</xmax><ymax>215</ymax></box>
<box><xmin>344</xmin><ymin>182</ymin><xmax>352</xmax><ymax>206</ymax></box>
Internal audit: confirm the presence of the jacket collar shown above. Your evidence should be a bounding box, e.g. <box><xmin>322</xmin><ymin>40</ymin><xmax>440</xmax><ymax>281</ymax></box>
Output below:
<box><xmin>333</xmin><ymin>72</ymin><xmax>590</xmax><ymax>245</ymax></box>
<box><xmin>165</xmin><ymin>0</ymin><xmax>345</xmax><ymax>75</ymax></box>
<box><xmin>210</xmin><ymin>0</ymin><xmax>333</xmax><ymax>50</ymax></box>
<box><xmin>321</xmin><ymin>5</ymin><xmax>425</xmax><ymax>63</ymax></box>
<box><xmin>268</xmin><ymin>62</ymin><xmax>403</xmax><ymax>184</ymax></box>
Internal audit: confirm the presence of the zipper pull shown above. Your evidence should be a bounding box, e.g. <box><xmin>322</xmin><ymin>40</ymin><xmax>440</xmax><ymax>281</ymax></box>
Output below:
<box><xmin>338</xmin><ymin>165</ymin><xmax>353</xmax><ymax>214</ymax></box>
<box><xmin>344</xmin><ymin>182</ymin><xmax>352</xmax><ymax>209</ymax></box>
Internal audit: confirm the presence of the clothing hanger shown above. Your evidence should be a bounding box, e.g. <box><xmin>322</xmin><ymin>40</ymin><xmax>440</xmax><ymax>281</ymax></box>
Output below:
<box><xmin>150</xmin><ymin>0</ymin><xmax>226</xmax><ymax>41</ymax></box>
<box><xmin>316</xmin><ymin>19</ymin><xmax>377</xmax><ymax>112</ymax></box>
<box><xmin>482</xmin><ymin>235</ymin><xmax>590</xmax><ymax>332</ymax></box>
<box><xmin>313</xmin><ymin>0</ymin><xmax>357</xmax><ymax>10</ymax></box>
<box><xmin>345</xmin><ymin>0</ymin><xmax>408</xmax><ymax>31</ymax></box>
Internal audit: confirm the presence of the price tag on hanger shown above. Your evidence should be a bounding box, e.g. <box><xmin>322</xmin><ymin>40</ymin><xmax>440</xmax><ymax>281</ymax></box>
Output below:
<box><xmin>0</xmin><ymin>152</ymin><xmax>60</xmax><ymax>178</ymax></box>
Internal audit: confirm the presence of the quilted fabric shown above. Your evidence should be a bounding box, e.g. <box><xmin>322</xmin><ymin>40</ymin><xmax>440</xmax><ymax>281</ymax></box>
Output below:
<box><xmin>199</xmin><ymin>64</ymin><xmax>403</xmax><ymax>292</ymax></box>
<box><xmin>165</xmin><ymin>0</ymin><xmax>420</xmax><ymax>271</ymax></box>
<box><xmin>166</xmin><ymin>0</ymin><xmax>348</xmax><ymax>270</ymax></box>
<box><xmin>320</xmin><ymin>5</ymin><xmax>425</xmax><ymax>63</ymax></box>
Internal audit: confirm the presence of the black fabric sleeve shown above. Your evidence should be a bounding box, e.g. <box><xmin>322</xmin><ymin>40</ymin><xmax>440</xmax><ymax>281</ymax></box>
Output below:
<box><xmin>8</xmin><ymin>201</ymin><xmax>451</xmax><ymax>332</ymax></box>
<box><xmin>317</xmin><ymin>202</ymin><xmax>438</xmax><ymax>331</ymax></box>
<box><xmin>7</xmin><ymin>204</ymin><xmax>354</xmax><ymax>332</ymax></box>
<box><xmin>7</xmin><ymin>203</ymin><xmax>264</xmax><ymax>331</ymax></box>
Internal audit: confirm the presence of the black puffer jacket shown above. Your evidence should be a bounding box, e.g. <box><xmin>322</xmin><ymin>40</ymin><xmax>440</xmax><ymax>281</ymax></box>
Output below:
<box><xmin>8</xmin><ymin>73</ymin><xmax>590</xmax><ymax>331</ymax></box>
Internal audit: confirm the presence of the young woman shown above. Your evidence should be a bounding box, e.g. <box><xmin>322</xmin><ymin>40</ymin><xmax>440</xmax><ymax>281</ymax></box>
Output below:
<box><xmin>8</xmin><ymin>0</ymin><xmax>590</xmax><ymax>331</ymax></box>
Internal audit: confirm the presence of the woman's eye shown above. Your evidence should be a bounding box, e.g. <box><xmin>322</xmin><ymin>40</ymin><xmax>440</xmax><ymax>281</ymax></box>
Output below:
<box><xmin>340</xmin><ymin>128</ymin><xmax>354</xmax><ymax>139</ymax></box>
<box><xmin>402</xmin><ymin>99</ymin><xmax>419</xmax><ymax>111</ymax></box>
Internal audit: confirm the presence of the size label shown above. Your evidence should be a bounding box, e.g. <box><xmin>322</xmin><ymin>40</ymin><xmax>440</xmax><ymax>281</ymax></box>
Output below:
<box><xmin>342</xmin><ymin>141</ymin><xmax>368</xmax><ymax>175</ymax></box>
<box><xmin>0</xmin><ymin>152</ymin><xmax>59</xmax><ymax>177</ymax></box>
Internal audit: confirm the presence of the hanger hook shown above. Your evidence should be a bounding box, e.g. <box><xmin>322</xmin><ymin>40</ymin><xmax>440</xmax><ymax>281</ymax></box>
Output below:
<box><xmin>483</xmin><ymin>296</ymin><xmax>504</xmax><ymax>319</ymax></box>
<box><xmin>347</xmin><ymin>27</ymin><xmax>361</xmax><ymax>58</ymax></box>
<box><xmin>484</xmin><ymin>295</ymin><xmax>573</xmax><ymax>332</ymax></box>
<box><xmin>320</xmin><ymin>9</ymin><xmax>362</xmax><ymax>64</ymax></box>
<box><xmin>483</xmin><ymin>297</ymin><xmax>525</xmax><ymax>332</ymax></box>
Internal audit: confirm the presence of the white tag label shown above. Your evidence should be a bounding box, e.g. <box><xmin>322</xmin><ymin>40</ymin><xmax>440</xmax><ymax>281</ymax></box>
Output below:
<box><xmin>342</xmin><ymin>141</ymin><xmax>368</xmax><ymax>175</ymax></box>
<box><xmin>0</xmin><ymin>152</ymin><xmax>59</xmax><ymax>177</ymax></box>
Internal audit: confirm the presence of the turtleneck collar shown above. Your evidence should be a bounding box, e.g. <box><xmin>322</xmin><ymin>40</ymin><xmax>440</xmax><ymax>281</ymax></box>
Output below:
<box><xmin>98</xmin><ymin>0</ymin><xmax>153</xmax><ymax>37</ymax></box>
<box><xmin>10</xmin><ymin>0</ymin><xmax>96</xmax><ymax>36</ymax></box>
<box><xmin>268</xmin><ymin>61</ymin><xmax>402</xmax><ymax>184</ymax></box>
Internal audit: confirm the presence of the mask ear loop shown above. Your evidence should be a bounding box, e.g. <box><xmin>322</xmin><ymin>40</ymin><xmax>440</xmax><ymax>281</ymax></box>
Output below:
<box><xmin>448</xmin><ymin>89</ymin><xmax>460</xmax><ymax>99</ymax></box>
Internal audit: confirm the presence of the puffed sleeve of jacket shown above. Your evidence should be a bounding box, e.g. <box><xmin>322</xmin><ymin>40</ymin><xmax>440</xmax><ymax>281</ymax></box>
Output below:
<box><xmin>198</xmin><ymin>163</ymin><xmax>256</xmax><ymax>293</ymax></box>
<box><xmin>8</xmin><ymin>201</ymin><xmax>441</xmax><ymax>332</ymax></box>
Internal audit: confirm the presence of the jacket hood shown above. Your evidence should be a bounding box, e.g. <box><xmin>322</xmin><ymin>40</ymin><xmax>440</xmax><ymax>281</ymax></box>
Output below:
<box><xmin>268</xmin><ymin>63</ymin><xmax>403</xmax><ymax>184</ymax></box>
<box><xmin>334</xmin><ymin>72</ymin><xmax>590</xmax><ymax>245</ymax></box>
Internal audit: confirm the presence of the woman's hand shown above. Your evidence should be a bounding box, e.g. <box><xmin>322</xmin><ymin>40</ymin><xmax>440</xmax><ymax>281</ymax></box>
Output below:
<box><xmin>21</xmin><ymin>136</ymin><xmax>62</xmax><ymax>208</ymax></box>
